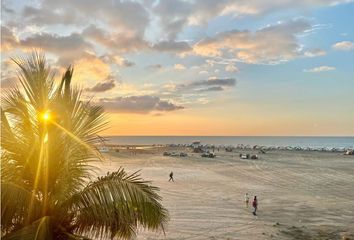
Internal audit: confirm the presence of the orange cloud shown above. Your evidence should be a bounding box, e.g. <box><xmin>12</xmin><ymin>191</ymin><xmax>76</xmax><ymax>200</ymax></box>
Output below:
<box><xmin>73</xmin><ymin>55</ymin><xmax>111</xmax><ymax>83</ymax></box>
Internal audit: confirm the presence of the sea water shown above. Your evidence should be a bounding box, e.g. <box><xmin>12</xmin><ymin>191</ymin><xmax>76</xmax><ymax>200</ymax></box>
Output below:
<box><xmin>105</xmin><ymin>136</ymin><xmax>354</xmax><ymax>148</ymax></box>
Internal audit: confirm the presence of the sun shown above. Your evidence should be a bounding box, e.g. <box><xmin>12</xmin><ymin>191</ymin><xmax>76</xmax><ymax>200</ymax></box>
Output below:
<box><xmin>41</xmin><ymin>110</ymin><xmax>51</xmax><ymax>122</ymax></box>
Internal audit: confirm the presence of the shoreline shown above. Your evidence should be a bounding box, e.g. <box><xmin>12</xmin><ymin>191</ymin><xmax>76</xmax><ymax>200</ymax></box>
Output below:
<box><xmin>100</xmin><ymin>143</ymin><xmax>354</xmax><ymax>154</ymax></box>
<box><xmin>104</xmin><ymin>136</ymin><xmax>354</xmax><ymax>150</ymax></box>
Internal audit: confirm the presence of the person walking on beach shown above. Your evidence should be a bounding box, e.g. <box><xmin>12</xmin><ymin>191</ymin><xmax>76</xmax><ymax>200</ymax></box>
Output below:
<box><xmin>169</xmin><ymin>171</ymin><xmax>174</xmax><ymax>182</ymax></box>
<box><xmin>244</xmin><ymin>193</ymin><xmax>250</xmax><ymax>207</ymax></box>
<box><xmin>252</xmin><ymin>196</ymin><xmax>258</xmax><ymax>215</ymax></box>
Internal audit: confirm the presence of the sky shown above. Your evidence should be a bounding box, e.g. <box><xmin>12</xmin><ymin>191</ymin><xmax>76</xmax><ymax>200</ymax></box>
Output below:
<box><xmin>1</xmin><ymin>0</ymin><xmax>354</xmax><ymax>136</ymax></box>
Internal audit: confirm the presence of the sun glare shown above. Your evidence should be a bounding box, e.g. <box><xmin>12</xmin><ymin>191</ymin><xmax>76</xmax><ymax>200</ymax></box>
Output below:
<box><xmin>41</xmin><ymin>111</ymin><xmax>51</xmax><ymax>122</ymax></box>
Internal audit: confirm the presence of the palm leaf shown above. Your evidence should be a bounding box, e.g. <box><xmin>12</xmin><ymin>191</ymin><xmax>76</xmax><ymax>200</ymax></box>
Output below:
<box><xmin>1</xmin><ymin>182</ymin><xmax>42</xmax><ymax>233</ymax></box>
<box><xmin>2</xmin><ymin>216</ymin><xmax>53</xmax><ymax>240</ymax></box>
<box><xmin>62</xmin><ymin>168</ymin><xmax>169</xmax><ymax>239</ymax></box>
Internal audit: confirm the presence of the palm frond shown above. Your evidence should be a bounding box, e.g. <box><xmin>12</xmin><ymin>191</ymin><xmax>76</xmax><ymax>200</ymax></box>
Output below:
<box><xmin>1</xmin><ymin>182</ymin><xmax>42</xmax><ymax>233</ymax></box>
<box><xmin>1</xmin><ymin>92</ymin><xmax>39</xmax><ymax>187</ymax></box>
<box><xmin>11</xmin><ymin>52</ymin><xmax>55</xmax><ymax>111</ymax></box>
<box><xmin>2</xmin><ymin>216</ymin><xmax>53</xmax><ymax>240</ymax></box>
<box><xmin>62</xmin><ymin>168</ymin><xmax>169</xmax><ymax>239</ymax></box>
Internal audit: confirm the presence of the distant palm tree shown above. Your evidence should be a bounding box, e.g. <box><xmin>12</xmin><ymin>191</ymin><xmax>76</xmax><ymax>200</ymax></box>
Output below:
<box><xmin>1</xmin><ymin>53</ymin><xmax>168</xmax><ymax>239</ymax></box>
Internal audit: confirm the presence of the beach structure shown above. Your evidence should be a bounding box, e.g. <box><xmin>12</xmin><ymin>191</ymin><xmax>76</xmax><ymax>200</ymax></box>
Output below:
<box><xmin>192</xmin><ymin>141</ymin><xmax>204</xmax><ymax>153</ymax></box>
<box><xmin>192</xmin><ymin>141</ymin><xmax>201</xmax><ymax>148</ymax></box>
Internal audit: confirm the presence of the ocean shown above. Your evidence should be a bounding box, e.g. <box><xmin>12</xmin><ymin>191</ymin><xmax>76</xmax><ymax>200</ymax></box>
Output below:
<box><xmin>105</xmin><ymin>136</ymin><xmax>354</xmax><ymax>149</ymax></box>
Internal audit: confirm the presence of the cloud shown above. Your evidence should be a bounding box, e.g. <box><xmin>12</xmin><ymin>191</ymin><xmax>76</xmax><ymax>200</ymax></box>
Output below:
<box><xmin>2</xmin><ymin>28</ymin><xmax>133</xmax><ymax>85</ymax></box>
<box><xmin>17</xmin><ymin>32</ymin><xmax>94</xmax><ymax>66</ymax></box>
<box><xmin>57</xmin><ymin>52</ymin><xmax>112</xmax><ymax>83</ymax></box>
<box><xmin>20</xmin><ymin>32</ymin><xmax>93</xmax><ymax>55</ymax></box>
<box><xmin>100</xmin><ymin>54</ymin><xmax>135</xmax><ymax>67</ymax></box>
<box><xmin>152</xmin><ymin>0</ymin><xmax>352</xmax><ymax>42</ymax></box>
<box><xmin>151</xmin><ymin>40</ymin><xmax>192</xmax><ymax>53</ymax></box>
<box><xmin>1</xmin><ymin>27</ymin><xmax>118</xmax><ymax>79</ymax></box>
<box><xmin>190</xmin><ymin>78</ymin><xmax>236</xmax><ymax>87</ymax></box>
<box><xmin>173</xmin><ymin>78</ymin><xmax>236</xmax><ymax>93</ymax></box>
<box><xmin>98</xmin><ymin>95</ymin><xmax>184</xmax><ymax>114</ymax></box>
<box><xmin>174</xmin><ymin>63</ymin><xmax>186</xmax><ymax>70</ymax></box>
<box><xmin>85</xmin><ymin>79</ymin><xmax>116</xmax><ymax>92</ymax></box>
<box><xmin>23</xmin><ymin>6</ymin><xmax>80</xmax><ymax>26</ymax></box>
<box><xmin>198</xmin><ymin>86</ymin><xmax>225</xmax><ymax>92</ymax></box>
<box><xmin>153</xmin><ymin>0</ymin><xmax>193</xmax><ymax>40</ymax></box>
<box><xmin>3</xmin><ymin>0</ymin><xmax>351</xmax><ymax>61</ymax></box>
<box><xmin>22</xmin><ymin>0</ymin><xmax>150</xmax><ymax>35</ymax></box>
<box><xmin>332</xmin><ymin>41</ymin><xmax>354</xmax><ymax>51</ymax></box>
<box><xmin>1</xmin><ymin>59</ymin><xmax>19</xmax><ymax>88</ymax></box>
<box><xmin>1</xmin><ymin>26</ymin><xmax>19</xmax><ymax>51</ymax></box>
<box><xmin>77</xmin><ymin>55</ymin><xmax>110</xmax><ymax>79</ymax></box>
<box><xmin>2</xmin><ymin>0</ymin><xmax>352</xmax><ymax>60</ymax></box>
<box><xmin>216</xmin><ymin>0</ymin><xmax>354</xmax><ymax>18</ymax></box>
<box><xmin>304</xmin><ymin>65</ymin><xmax>336</xmax><ymax>72</ymax></box>
<box><xmin>192</xmin><ymin>19</ymin><xmax>312</xmax><ymax>64</ymax></box>
<box><xmin>82</xmin><ymin>25</ymin><xmax>148</xmax><ymax>53</ymax></box>
<box><xmin>2</xmin><ymin>3</ymin><xmax>15</xmax><ymax>14</ymax></box>
<box><xmin>147</xmin><ymin>64</ymin><xmax>163</xmax><ymax>69</ymax></box>
<box><xmin>225</xmin><ymin>64</ymin><xmax>239</xmax><ymax>72</ymax></box>
<box><xmin>304</xmin><ymin>48</ymin><xmax>327</xmax><ymax>57</ymax></box>
<box><xmin>199</xmin><ymin>70</ymin><xmax>209</xmax><ymax>75</ymax></box>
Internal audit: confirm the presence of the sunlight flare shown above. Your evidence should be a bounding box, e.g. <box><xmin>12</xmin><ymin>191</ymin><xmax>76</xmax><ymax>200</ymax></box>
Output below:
<box><xmin>51</xmin><ymin>120</ymin><xmax>103</xmax><ymax>159</ymax></box>
<box><xmin>41</xmin><ymin>110</ymin><xmax>51</xmax><ymax>123</ymax></box>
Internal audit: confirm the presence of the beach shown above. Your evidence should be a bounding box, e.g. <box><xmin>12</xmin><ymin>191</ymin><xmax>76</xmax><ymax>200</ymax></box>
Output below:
<box><xmin>97</xmin><ymin>147</ymin><xmax>354</xmax><ymax>240</ymax></box>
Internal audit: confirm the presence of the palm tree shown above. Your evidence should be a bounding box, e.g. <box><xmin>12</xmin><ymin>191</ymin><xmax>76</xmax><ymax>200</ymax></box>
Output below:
<box><xmin>1</xmin><ymin>52</ymin><xmax>168</xmax><ymax>239</ymax></box>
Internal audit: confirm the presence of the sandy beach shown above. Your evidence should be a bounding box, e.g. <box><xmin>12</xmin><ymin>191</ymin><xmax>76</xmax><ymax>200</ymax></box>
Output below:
<box><xmin>97</xmin><ymin>147</ymin><xmax>354</xmax><ymax>240</ymax></box>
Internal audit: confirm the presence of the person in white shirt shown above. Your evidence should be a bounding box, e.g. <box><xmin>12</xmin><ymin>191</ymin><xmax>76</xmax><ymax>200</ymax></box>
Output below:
<box><xmin>244</xmin><ymin>193</ymin><xmax>250</xmax><ymax>207</ymax></box>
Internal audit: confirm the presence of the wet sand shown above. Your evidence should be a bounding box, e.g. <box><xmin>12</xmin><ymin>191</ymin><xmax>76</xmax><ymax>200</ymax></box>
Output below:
<box><xmin>97</xmin><ymin>148</ymin><xmax>354</xmax><ymax>239</ymax></box>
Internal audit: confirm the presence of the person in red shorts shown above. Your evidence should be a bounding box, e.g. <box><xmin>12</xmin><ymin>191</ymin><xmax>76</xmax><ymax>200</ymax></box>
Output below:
<box><xmin>252</xmin><ymin>196</ymin><xmax>258</xmax><ymax>215</ymax></box>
